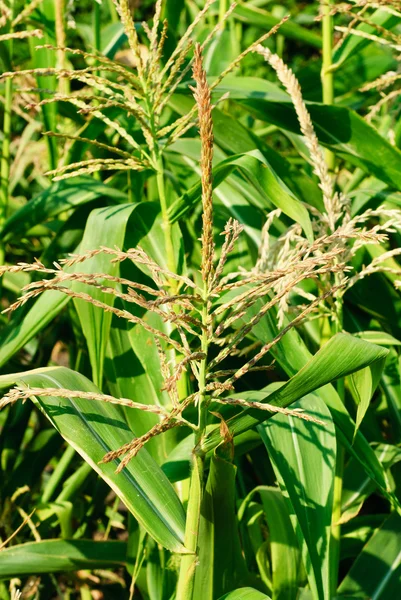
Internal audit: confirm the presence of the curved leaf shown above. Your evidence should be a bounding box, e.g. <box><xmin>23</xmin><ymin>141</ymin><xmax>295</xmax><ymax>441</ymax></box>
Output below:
<box><xmin>0</xmin><ymin>367</ymin><xmax>187</xmax><ymax>552</ymax></box>
<box><xmin>248</xmin><ymin>305</ymin><xmax>396</xmax><ymax>507</ymax></box>
<box><xmin>239</xmin><ymin>486</ymin><xmax>301</xmax><ymax>600</ymax></box>
<box><xmin>338</xmin><ymin>512</ymin><xmax>401</xmax><ymax>598</ymax></box>
<box><xmin>169</xmin><ymin>97</ymin><xmax>323</xmax><ymax>211</ymax></box>
<box><xmin>202</xmin><ymin>333</ymin><xmax>388</xmax><ymax>452</ymax></box>
<box><xmin>194</xmin><ymin>452</ymin><xmax>250</xmax><ymax>599</ymax></box>
<box><xmin>260</xmin><ymin>396</ymin><xmax>336</xmax><ymax>600</ymax></box>
<box><xmin>0</xmin><ymin>202</ymin><xmax>134</xmax><ymax>371</ymax></box>
<box><xmin>341</xmin><ymin>444</ymin><xmax>401</xmax><ymax>525</ymax></box>
<box><xmin>168</xmin><ymin>149</ymin><xmax>313</xmax><ymax>241</ymax></box>
<box><xmin>332</xmin><ymin>8</ymin><xmax>400</xmax><ymax>70</ymax></box>
<box><xmin>72</xmin><ymin>204</ymin><xmax>139</xmax><ymax>387</ymax></box>
<box><xmin>0</xmin><ymin>539</ymin><xmax>127</xmax><ymax>579</ymax></box>
<box><xmin>206</xmin><ymin>76</ymin><xmax>401</xmax><ymax>193</ymax></box>
<box><xmin>237</xmin><ymin>92</ymin><xmax>401</xmax><ymax>193</ymax></box>
<box><xmin>233</xmin><ymin>4</ymin><xmax>321</xmax><ymax>49</ymax></box>
<box><xmin>0</xmin><ymin>290</ymin><xmax>70</xmax><ymax>369</ymax></box>
<box><xmin>348</xmin><ymin>353</ymin><xmax>387</xmax><ymax>438</ymax></box>
<box><xmin>218</xmin><ymin>588</ymin><xmax>272</xmax><ymax>600</ymax></box>
<box><xmin>1</xmin><ymin>177</ymin><xmax>126</xmax><ymax>241</ymax></box>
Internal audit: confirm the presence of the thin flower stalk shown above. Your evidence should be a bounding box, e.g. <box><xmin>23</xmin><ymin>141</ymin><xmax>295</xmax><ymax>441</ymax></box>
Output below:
<box><xmin>0</xmin><ymin>387</ymin><xmax>169</xmax><ymax>414</ymax></box>
<box><xmin>335</xmin><ymin>25</ymin><xmax>401</xmax><ymax>50</ymax></box>
<box><xmin>212</xmin><ymin>397</ymin><xmax>324</xmax><ymax>424</ymax></box>
<box><xmin>225</xmin><ymin>284</ymin><xmax>345</xmax><ymax>385</ymax></box>
<box><xmin>256</xmin><ymin>45</ymin><xmax>340</xmax><ymax>232</ymax></box>
<box><xmin>4</xmin><ymin>285</ymin><xmax>188</xmax><ymax>355</ymax></box>
<box><xmin>12</xmin><ymin>0</ymin><xmax>44</xmax><ymax>26</ymax></box>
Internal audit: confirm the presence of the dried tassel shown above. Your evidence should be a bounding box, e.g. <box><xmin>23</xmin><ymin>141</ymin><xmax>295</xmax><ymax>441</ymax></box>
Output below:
<box><xmin>192</xmin><ymin>44</ymin><xmax>215</xmax><ymax>286</ymax></box>
<box><xmin>256</xmin><ymin>45</ymin><xmax>340</xmax><ymax>232</ymax></box>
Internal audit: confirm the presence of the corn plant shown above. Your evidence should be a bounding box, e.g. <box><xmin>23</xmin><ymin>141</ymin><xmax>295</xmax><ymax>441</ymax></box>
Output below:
<box><xmin>1</xmin><ymin>1</ymin><xmax>401</xmax><ymax>599</ymax></box>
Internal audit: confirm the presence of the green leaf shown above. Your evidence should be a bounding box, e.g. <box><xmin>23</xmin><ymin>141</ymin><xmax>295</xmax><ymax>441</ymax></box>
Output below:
<box><xmin>72</xmin><ymin>204</ymin><xmax>139</xmax><ymax>387</ymax></box>
<box><xmin>354</xmin><ymin>331</ymin><xmax>401</xmax><ymax>346</ymax></box>
<box><xmin>4</xmin><ymin>428</ymin><xmax>61</xmax><ymax>498</ymax></box>
<box><xmin>0</xmin><ymin>290</ymin><xmax>70</xmax><ymax>369</ymax></box>
<box><xmin>217</xmin><ymin>78</ymin><xmax>401</xmax><ymax>192</ymax></box>
<box><xmin>260</xmin><ymin>396</ymin><xmax>336</xmax><ymax>600</ymax></box>
<box><xmin>340</xmin><ymin>514</ymin><xmax>386</xmax><ymax>561</ymax></box>
<box><xmin>0</xmin><ymin>178</ymin><xmax>126</xmax><ymax>241</ymax></box>
<box><xmin>163</xmin><ymin>0</ymin><xmax>185</xmax><ymax>31</ymax></box>
<box><xmin>338</xmin><ymin>512</ymin><xmax>401</xmax><ymax>598</ymax></box>
<box><xmin>248</xmin><ymin>305</ymin><xmax>396</xmax><ymax>508</ymax></box>
<box><xmin>201</xmin><ymin>333</ymin><xmax>389</xmax><ymax>452</ymax></box>
<box><xmin>146</xmin><ymin>538</ymin><xmax>177</xmax><ymax>600</ymax></box>
<box><xmin>298</xmin><ymin>47</ymin><xmax>396</xmax><ymax>103</ymax></box>
<box><xmin>0</xmin><ymin>367</ymin><xmax>187</xmax><ymax>552</ymax></box>
<box><xmin>204</xmin><ymin>25</ymin><xmax>240</xmax><ymax>77</ymax></box>
<box><xmin>0</xmin><ymin>402</ymin><xmax>32</xmax><ymax>473</ymax></box>
<box><xmin>168</xmin><ymin>149</ymin><xmax>313</xmax><ymax>241</ymax></box>
<box><xmin>105</xmin><ymin>321</ymin><xmax>169</xmax><ymax>464</ymax></box>
<box><xmin>29</xmin><ymin>1</ymin><xmax>58</xmax><ymax>170</ymax></box>
<box><xmin>218</xmin><ymin>589</ymin><xmax>271</xmax><ymax>600</ymax></box>
<box><xmin>212</xmin><ymin>109</ymin><xmax>322</xmax><ymax>210</ymax></box>
<box><xmin>341</xmin><ymin>444</ymin><xmax>401</xmax><ymax>525</ymax></box>
<box><xmin>166</xmin><ymin>141</ymin><xmax>264</xmax><ymax>247</ymax></box>
<box><xmin>169</xmin><ymin>98</ymin><xmax>323</xmax><ymax>211</ymax></box>
<box><xmin>109</xmin><ymin>203</ymin><xmax>184</xmax><ymax>461</ymax></box>
<box><xmin>36</xmin><ymin>500</ymin><xmax>74</xmax><ymax>539</ymax></box>
<box><xmin>0</xmin><ymin>202</ymin><xmax>135</xmax><ymax>377</ymax></box>
<box><xmin>194</xmin><ymin>451</ymin><xmax>249</xmax><ymax>599</ymax></box>
<box><xmin>382</xmin><ymin>350</ymin><xmax>401</xmax><ymax>441</ymax></box>
<box><xmin>332</xmin><ymin>8</ymin><xmax>400</xmax><ymax>70</ymax></box>
<box><xmin>0</xmin><ymin>539</ymin><xmax>127</xmax><ymax>579</ymax></box>
<box><xmin>233</xmin><ymin>4</ymin><xmax>322</xmax><ymax>49</ymax></box>
<box><xmin>239</xmin><ymin>486</ymin><xmax>301</xmax><ymax>600</ymax></box>
<box><xmin>106</xmin><ymin>310</ymin><xmax>181</xmax><ymax>465</ymax></box>
<box><xmin>161</xmin><ymin>429</ymin><xmax>261</xmax><ymax>483</ymax></box>
<box><xmin>101</xmin><ymin>21</ymin><xmax>127</xmax><ymax>58</ymax></box>
<box><xmin>348</xmin><ymin>353</ymin><xmax>387</xmax><ymax>438</ymax></box>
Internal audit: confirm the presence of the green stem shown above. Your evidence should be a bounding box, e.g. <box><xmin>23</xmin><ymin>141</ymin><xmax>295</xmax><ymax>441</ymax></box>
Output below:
<box><xmin>93</xmin><ymin>2</ymin><xmax>101</xmax><ymax>53</ymax></box>
<box><xmin>330</xmin><ymin>281</ymin><xmax>345</xmax><ymax>594</ymax></box>
<box><xmin>176</xmin><ymin>453</ymin><xmax>204</xmax><ymax>600</ymax></box>
<box><xmin>137</xmin><ymin>50</ymin><xmax>178</xmax><ymax>284</ymax></box>
<box><xmin>321</xmin><ymin>0</ymin><xmax>335</xmax><ymax>172</ymax></box>
<box><xmin>54</xmin><ymin>0</ymin><xmax>69</xmax><ymax>95</ymax></box>
<box><xmin>41</xmin><ymin>444</ymin><xmax>76</xmax><ymax>503</ymax></box>
<box><xmin>0</xmin><ymin>2</ymin><xmax>15</xmax><ymax>254</ymax></box>
<box><xmin>143</xmin><ymin>78</ymin><xmax>177</xmax><ymax>281</ymax></box>
<box><xmin>219</xmin><ymin>0</ymin><xmax>228</xmax><ymax>23</ymax></box>
<box><xmin>330</xmin><ymin>442</ymin><xmax>344</xmax><ymax>595</ymax></box>
<box><xmin>0</xmin><ymin>77</ymin><xmax>12</xmax><ymax>234</ymax></box>
<box><xmin>107</xmin><ymin>0</ymin><xmax>119</xmax><ymax>23</ymax></box>
<box><xmin>198</xmin><ymin>285</ymin><xmax>209</xmax><ymax>439</ymax></box>
<box><xmin>155</xmin><ymin>153</ymin><xmax>177</xmax><ymax>280</ymax></box>
<box><xmin>56</xmin><ymin>461</ymin><xmax>93</xmax><ymax>502</ymax></box>
<box><xmin>176</xmin><ymin>283</ymin><xmax>210</xmax><ymax>599</ymax></box>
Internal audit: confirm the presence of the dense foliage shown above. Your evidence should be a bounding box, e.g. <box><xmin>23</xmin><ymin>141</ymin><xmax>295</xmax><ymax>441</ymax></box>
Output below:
<box><xmin>1</xmin><ymin>0</ymin><xmax>401</xmax><ymax>598</ymax></box>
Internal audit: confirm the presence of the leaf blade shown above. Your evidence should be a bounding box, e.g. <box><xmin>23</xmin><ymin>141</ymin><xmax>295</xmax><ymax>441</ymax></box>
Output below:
<box><xmin>0</xmin><ymin>366</ymin><xmax>187</xmax><ymax>552</ymax></box>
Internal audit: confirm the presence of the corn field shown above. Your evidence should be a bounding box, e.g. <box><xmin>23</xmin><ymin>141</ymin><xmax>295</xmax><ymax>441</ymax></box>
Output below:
<box><xmin>1</xmin><ymin>0</ymin><xmax>401</xmax><ymax>598</ymax></box>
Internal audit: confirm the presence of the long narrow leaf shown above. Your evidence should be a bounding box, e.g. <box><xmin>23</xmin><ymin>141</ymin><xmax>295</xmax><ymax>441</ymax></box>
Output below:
<box><xmin>72</xmin><ymin>204</ymin><xmax>139</xmax><ymax>386</ymax></box>
<box><xmin>338</xmin><ymin>512</ymin><xmax>401</xmax><ymax>598</ymax></box>
<box><xmin>260</xmin><ymin>395</ymin><xmax>336</xmax><ymax>600</ymax></box>
<box><xmin>0</xmin><ymin>367</ymin><xmax>187</xmax><ymax>552</ymax></box>
<box><xmin>0</xmin><ymin>539</ymin><xmax>127</xmax><ymax>578</ymax></box>
<box><xmin>168</xmin><ymin>149</ymin><xmax>313</xmax><ymax>241</ymax></box>
<box><xmin>202</xmin><ymin>333</ymin><xmax>388</xmax><ymax>452</ymax></box>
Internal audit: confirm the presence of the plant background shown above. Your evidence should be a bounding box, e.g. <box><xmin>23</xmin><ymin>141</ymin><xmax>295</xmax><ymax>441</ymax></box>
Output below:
<box><xmin>1</xmin><ymin>0</ymin><xmax>401</xmax><ymax>599</ymax></box>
